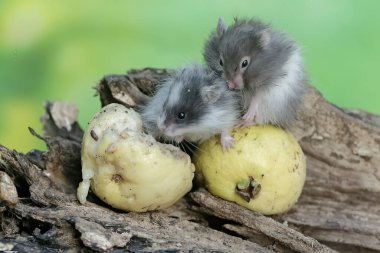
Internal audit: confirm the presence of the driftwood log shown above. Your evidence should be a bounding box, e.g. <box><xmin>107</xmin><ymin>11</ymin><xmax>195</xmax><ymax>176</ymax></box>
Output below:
<box><xmin>0</xmin><ymin>68</ymin><xmax>379</xmax><ymax>252</ymax></box>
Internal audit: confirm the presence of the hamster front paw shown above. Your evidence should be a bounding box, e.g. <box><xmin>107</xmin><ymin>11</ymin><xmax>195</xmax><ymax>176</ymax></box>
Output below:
<box><xmin>236</xmin><ymin>118</ymin><xmax>256</xmax><ymax>128</ymax></box>
<box><xmin>221</xmin><ymin>132</ymin><xmax>235</xmax><ymax>152</ymax></box>
<box><xmin>236</xmin><ymin>106</ymin><xmax>257</xmax><ymax>128</ymax></box>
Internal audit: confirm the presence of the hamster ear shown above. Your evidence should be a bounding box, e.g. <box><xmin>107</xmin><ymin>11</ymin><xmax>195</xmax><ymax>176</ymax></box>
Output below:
<box><xmin>201</xmin><ymin>84</ymin><xmax>223</xmax><ymax>104</ymax></box>
<box><xmin>258</xmin><ymin>28</ymin><xmax>271</xmax><ymax>48</ymax></box>
<box><xmin>217</xmin><ymin>18</ymin><xmax>228</xmax><ymax>36</ymax></box>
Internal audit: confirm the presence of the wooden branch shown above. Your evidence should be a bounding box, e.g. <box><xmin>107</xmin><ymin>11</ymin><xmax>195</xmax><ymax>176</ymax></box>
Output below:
<box><xmin>96</xmin><ymin>74</ymin><xmax>151</xmax><ymax>108</ymax></box>
<box><xmin>0</xmin><ymin>144</ymin><xmax>75</xmax><ymax>206</ymax></box>
<box><xmin>12</xmin><ymin>200</ymin><xmax>271</xmax><ymax>252</ymax></box>
<box><xmin>343</xmin><ymin>108</ymin><xmax>380</xmax><ymax>129</ymax></box>
<box><xmin>96</xmin><ymin>69</ymin><xmax>380</xmax><ymax>252</ymax></box>
<box><xmin>191</xmin><ymin>188</ymin><xmax>336</xmax><ymax>253</ymax></box>
<box><xmin>284</xmin><ymin>87</ymin><xmax>380</xmax><ymax>251</ymax></box>
<box><xmin>41</xmin><ymin>101</ymin><xmax>83</xmax><ymax>142</ymax></box>
<box><xmin>1</xmin><ymin>68</ymin><xmax>379</xmax><ymax>252</ymax></box>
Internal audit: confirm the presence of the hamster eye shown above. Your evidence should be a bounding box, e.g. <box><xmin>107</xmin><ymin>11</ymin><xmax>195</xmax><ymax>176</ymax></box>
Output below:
<box><xmin>177</xmin><ymin>112</ymin><xmax>186</xmax><ymax>120</ymax></box>
<box><xmin>241</xmin><ymin>60</ymin><xmax>249</xmax><ymax>68</ymax></box>
<box><xmin>219</xmin><ymin>59</ymin><xmax>223</xmax><ymax>66</ymax></box>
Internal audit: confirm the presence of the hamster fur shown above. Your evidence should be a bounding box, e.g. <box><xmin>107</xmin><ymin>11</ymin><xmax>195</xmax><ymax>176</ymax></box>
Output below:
<box><xmin>140</xmin><ymin>63</ymin><xmax>241</xmax><ymax>151</ymax></box>
<box><xmin>203</xmin><ymin>18</ymin><xmax>307</xmax><ymax>128</ymax></box>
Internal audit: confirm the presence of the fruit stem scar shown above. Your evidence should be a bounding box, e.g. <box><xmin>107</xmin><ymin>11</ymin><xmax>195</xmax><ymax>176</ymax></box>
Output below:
<box><xmin>235</xmin><ymin>176</ymin><xmax>261</xmax><ymax>202</ymax></box>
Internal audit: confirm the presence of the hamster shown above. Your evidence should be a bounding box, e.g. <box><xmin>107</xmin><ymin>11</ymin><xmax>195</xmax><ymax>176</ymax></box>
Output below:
<box><xmin>140</xmin><ymin>63</ymin><xmax>241</xmax><ymax>151</ymax></box>
<box><xmin>203</xmin><ymin>18</ymin><xmax>307</xmax><ymax>128</ymax></box>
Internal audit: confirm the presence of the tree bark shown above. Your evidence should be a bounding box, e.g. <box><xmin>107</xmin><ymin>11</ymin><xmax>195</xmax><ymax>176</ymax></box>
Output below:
<box><xmin>0</xmin><ymin>68</ymin><xmax>379</xmax><ymax>252</ymax></box>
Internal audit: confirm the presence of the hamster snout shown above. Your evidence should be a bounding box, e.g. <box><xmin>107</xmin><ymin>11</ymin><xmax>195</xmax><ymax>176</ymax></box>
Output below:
<box><xmin>157</xmin><ymin>114</ymin><xmax>184</xmax><ymax>143</ymax></box>
<box><xmin>227</xmin><ymin>75</ymin><xmax>244</xmax><ymax>89</ymax></box>
<box><xmin>158</xmin><ymin>120</ymin><xmax>181</xmax><ymax>141</ymax></box>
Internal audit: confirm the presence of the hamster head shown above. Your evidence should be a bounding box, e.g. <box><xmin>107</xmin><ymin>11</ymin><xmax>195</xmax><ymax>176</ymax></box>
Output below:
<box><xmin>204</xmin><ymin>18</ymin><xmax>272</xmax><ymax>90</ymax></box>
<box><xmin>157</xmin><ymin>65</ymin><xmax>229</xmax><ymax>143</ymax></box>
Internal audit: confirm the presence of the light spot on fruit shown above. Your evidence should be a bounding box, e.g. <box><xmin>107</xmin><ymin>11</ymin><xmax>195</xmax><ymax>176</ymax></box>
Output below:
<box><xmin>106</xmin><ymin>143</ymin><xmax>117</xmax><ymax>153</ymax></box>
<box><xmin>127</xmin><ymin>194</ymin><xmax>136</xmax><ymax>202</ymax></box>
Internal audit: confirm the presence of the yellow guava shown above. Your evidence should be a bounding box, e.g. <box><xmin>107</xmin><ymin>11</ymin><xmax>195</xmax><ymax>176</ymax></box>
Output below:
<box><xmin>77</xmin><ymin>103</ymin><xmax>194</xmax><ymax>212</ymax></box>
<box><xmin>194</xmin><ymin>125</ymin><xmax>306</xmax><ymax>215</ymax></box>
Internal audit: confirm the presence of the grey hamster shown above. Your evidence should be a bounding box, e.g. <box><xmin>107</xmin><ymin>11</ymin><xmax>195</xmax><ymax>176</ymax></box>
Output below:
<box><xmin>203</xmin><ymin>18</ymin><xmax>307</xmax><ymax>127</ymax></box>
<box><xmin>140</xmin><ymin>63</ymin><xmax>241</xmax><ymax>151</ymax></box>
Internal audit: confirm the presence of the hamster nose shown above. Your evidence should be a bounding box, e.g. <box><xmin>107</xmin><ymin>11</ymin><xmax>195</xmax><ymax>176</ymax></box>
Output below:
<box><xmin>232</xmin><ymin>75</ymin><xmax>244</xmax><ymax>89</ymax></box>
<box><xmin>174</xmin><ymin>136</ymin><xmax>184</xmax><ymax>143</ymax></box>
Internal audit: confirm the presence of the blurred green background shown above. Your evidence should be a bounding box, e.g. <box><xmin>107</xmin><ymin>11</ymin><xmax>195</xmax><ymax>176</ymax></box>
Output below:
<box><xmin>1</xmin><ymin>0</ymin><xmax>379</xmax><ymax>152</ymax></box>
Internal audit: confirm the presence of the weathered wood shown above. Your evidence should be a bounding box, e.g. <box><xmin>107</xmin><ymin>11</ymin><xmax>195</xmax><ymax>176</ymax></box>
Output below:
<box><xmin>13</xmin><ymin>200</ymin><xmax>271</xmax><ymax>252</ymax></box>
<box><xmin>284</xmin><ymin>87</ymin><xmax>380</xmax><ymax>251</ymax></box>
<box><xmin>0</xmin><ymin>144</ymin><xmax>75</xmax><ymax>206</ymax></box>
<box><xmin>97</xmin><ymin>69</ymin><xmax>380</xmax><ymax>252</ymax></box>
<box><xmin>1</xmin><ymin>68</ymin><xmax>379</xmax><ymax>252</ymax></box>
<box><xmin>222</xmin><ymin>223</ymin><xmax>294</xmax><ymax>253</ymax></box>
<box><xmin>127</xmin><ymin>68</ymin><xmax>175</xmax><ymax>96</ymax></box>
<box><xmin>96</xmin><ymin>74</ymin><xmax>151</xmax><ymax>108</ymax></box>
<box><xmin>41</xmin><ymin>101</ymin><xmax>83</xmax><ymax>142</ymax></box>
<box><xmin>191</xmin><ymin>189</ymin><xmax>336</xmax><ymax>253</ymax></box>
<box><xmin>0</xmin><ymin>171</ymin><xmax>18</xmax><ymax>207</ymax></box>
<box><xmin>343</xmin><ymin>108</ymin><xmax>380</xmax><ymax>129</ymax></box>
<box><xmin>0</xmin><ymin>238</ymin><xmax>67</xmax><ymax>253</ymax></box>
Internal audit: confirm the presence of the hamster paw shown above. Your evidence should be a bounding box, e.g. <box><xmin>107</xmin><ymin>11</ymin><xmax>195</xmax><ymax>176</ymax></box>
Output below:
<box><xmin>236</xmin><ymin>118</ymin><xmax>256</xmax><ymax>128</ymax></box>
<box><xmin>221</xmin><ymin>134</ymin><xmax>235</xmax><ymax>152</ymax></box>
<box><xmin>236</xmin><ymin>110</ymin><xmax>257</xmax><ymax>128</ymax></box>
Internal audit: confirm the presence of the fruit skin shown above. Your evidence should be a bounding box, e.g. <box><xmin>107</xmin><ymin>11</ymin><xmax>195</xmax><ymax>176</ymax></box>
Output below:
<box><xmin>194</xmin><ymin>125</ymin><xmax>306</xmax><ymax>215</ymax></box>
<box><xmin>77</xmin><ymin>103</ymin><xmax>194</xmax><ymax>212</ymax></box>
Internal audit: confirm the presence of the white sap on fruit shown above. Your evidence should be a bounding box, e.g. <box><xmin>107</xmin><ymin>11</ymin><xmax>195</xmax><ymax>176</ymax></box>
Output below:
<box><xmin>194</xmin><ymin>125</ymin><xmax>306</xmax><ymax>215</ymax></box>
<box><xmin>77</xmin><ymin>103</ymin><xmax>194</xmax><ymax>212</ymax></box>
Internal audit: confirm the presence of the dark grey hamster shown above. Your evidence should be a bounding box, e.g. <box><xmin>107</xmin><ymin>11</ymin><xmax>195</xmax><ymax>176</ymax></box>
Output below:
<box><xmin>141</xmin><ymin>63</ymin><xmax>240</xmax><ymax>151</ymax></box>
<box><xmin>203</xmin><ymin>18</ymin><xmax>307</xmax><ymax>127</ymax></box>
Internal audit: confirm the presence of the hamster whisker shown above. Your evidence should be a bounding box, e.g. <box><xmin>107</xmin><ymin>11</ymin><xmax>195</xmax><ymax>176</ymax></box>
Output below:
<box><xmin>183</xmin><ymin>139</ymin><xmax>206</xmax><ymax>154</ymax></box>
<box><xmin>182</xmin><ymin>140</ymin><xmax>198</xmax><ymax>157</ymax></box>
<box><xmin>179</xmin><ymin>142</ymin><xmax>186</xmax><ymax>152</ymax></box>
